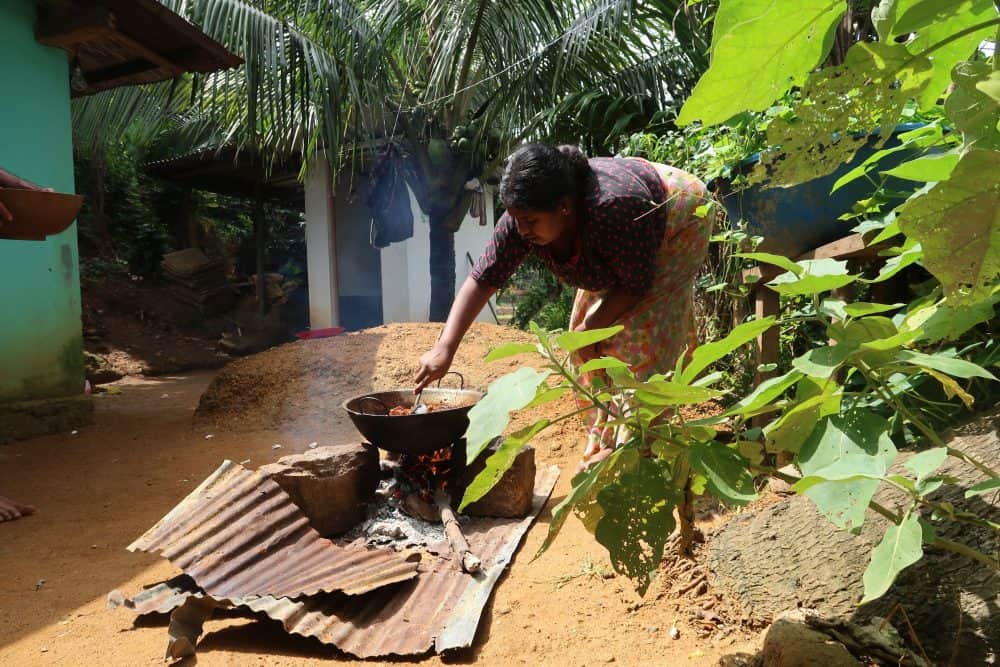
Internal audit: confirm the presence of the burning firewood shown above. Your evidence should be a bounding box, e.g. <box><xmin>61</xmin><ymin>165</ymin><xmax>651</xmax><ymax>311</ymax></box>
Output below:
<box><xmin>433</xmin><ymin>489</ymin><xmax>482</xmax><ymax>574</ymax></box>
<box><xmin>403</xmin><ymin>493</ymin><xmax>440</xmax><ymax>523</ymax></box>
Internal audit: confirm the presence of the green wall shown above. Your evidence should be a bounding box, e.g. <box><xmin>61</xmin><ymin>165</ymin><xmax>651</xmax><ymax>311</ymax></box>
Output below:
<box><xmin>0</xmin><ymin>0</ymin><xmax>83</xmax><ymax>402</ymax></box>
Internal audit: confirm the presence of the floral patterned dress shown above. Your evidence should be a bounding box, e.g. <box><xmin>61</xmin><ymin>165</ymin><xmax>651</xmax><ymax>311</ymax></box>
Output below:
<box><xmin>472</xmin><ymin>157</ymin><xmax>714</xmax><ymax>454</ymax></box>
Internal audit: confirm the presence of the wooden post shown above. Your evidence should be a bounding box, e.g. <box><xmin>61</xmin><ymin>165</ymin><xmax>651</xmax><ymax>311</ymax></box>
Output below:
<box><xmin>754</xmin><ymin>287</ymin><xmax>780</xmax><ymax>383</ymax></box>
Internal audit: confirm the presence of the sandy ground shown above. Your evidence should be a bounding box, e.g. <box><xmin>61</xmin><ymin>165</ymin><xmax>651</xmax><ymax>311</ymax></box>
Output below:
<box><xmin>0</xmin><ymin>332</ymin><xmax>761</xmax><ymax>666</ymax></box>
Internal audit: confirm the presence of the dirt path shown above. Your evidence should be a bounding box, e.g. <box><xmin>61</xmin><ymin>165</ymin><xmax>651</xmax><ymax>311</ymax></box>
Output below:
<box><xmin>0</xmin><ymin>333</ymin><xmax>759</xmax><ymax>665</ymax></box>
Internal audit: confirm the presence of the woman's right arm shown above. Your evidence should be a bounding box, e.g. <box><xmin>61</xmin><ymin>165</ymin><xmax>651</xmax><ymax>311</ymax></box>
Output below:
<box><xmin>414</xmin><ymin>276</ymin><xmax>497</xmax><ymax>391</ymax></box>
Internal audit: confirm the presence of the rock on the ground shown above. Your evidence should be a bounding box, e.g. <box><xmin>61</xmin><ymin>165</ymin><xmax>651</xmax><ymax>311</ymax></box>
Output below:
<box><xmin>456</xmin><ymin>438</ymin><xmax>535</xmax><ymax>518</ymax></box>
<box><xmin>259</xmin><ymin>443</ymin><xmax>379</xmax><ymax>536</ymax></box>
<box><xmin>708</xmin><ymin>409</ymin><xmax>1000</xmax><ymax>665</ymax></box>
<box><xmin>761</xmin><ymin>611</ymin><xmax>861</xmax><ymax>667</ymax></box>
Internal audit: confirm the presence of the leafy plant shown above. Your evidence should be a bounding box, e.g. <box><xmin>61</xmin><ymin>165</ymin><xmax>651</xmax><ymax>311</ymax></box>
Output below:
<box><xmin>462</xmin><ymin>0</ymin><xmax>1000</xmax><ymax>606</ymax></box>
<box><xmin>463</xmin><ymin>264</ymin><xmax>999</xmax><ymax>601</ymax></box>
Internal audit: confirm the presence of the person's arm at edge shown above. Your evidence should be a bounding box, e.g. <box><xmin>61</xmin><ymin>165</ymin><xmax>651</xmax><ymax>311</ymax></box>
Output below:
<box><xmin>414</xmin><ymin>276</ymin><xmax>497</xmax><ymax>391</ymax></box>
<box><xmin>0</xmin><ymin>168</ymin><xmax>48</xmax><ymax>191</ymax></box>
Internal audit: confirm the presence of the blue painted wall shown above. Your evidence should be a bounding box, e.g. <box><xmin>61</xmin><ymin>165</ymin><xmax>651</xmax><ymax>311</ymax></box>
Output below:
<box><xmin>0</xmin><ymin>0</ymin><xmax>83</xmax><ymax>401</ymax></box>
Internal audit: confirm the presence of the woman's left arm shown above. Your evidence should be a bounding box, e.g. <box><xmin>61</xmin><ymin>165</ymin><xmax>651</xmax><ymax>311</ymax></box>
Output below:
<box><xmin>579</xmin><ymin>288</ymin><xmax>642</xmax><ymax>330</ymax></box>
<box><xmin>573</xmin><ymin>288</ymin><xmax>643</xmax><ymax>361</ymax></box>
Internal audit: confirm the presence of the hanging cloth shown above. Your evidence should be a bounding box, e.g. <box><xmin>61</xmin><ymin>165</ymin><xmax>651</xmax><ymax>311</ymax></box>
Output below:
<box><xmin>368</xmin><ymin>146</ymin><xmax>414</xmax><ymax>248</ymax></box>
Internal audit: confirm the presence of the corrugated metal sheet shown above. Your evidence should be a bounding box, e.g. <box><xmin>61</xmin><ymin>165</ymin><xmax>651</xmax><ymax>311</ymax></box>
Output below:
<box><xmin>128</xmin><ymin>460</ymin><xmax>419</xmax><ymax>599</ymax></box>
<box><xmin>111</xmin><ymin>575</ymin><xmax>203</xmax><ymax>615</ymax></box>
<box><xmin>119</xmin><ymin>465</ymin><xmax>560</xmax><ymax>658</ymax></box>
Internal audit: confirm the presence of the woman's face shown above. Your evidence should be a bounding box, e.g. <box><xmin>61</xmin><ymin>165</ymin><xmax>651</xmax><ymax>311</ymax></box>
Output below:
<box><xmin>507</xmin><ymin>197</ymin><xmax>574</xmax><ymax>246</ymax></box>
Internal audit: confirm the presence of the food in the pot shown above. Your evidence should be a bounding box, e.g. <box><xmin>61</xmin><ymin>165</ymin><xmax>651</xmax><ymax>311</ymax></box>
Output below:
<box><xmin>389</xmin><ymin>404</ymin><xmax>440</xmax><ymax>416</ymax></box>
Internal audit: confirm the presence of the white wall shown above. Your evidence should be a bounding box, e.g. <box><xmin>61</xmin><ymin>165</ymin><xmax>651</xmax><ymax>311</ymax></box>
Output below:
<box><xmin>380</xmin><ymin>185</ymin><xmax>498</xmax><ymax>324</ymax></box>
<box><xmin>303</xmin><ymin>154</ymin><xmax>339</xmax><ymax>328</ymax></box>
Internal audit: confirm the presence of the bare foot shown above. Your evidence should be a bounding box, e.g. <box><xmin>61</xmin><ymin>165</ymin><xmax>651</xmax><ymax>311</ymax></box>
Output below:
<box><xmin>0</xmin><ymin>495</ymin><xmax>35</xmax><ymax>522</ymax></box>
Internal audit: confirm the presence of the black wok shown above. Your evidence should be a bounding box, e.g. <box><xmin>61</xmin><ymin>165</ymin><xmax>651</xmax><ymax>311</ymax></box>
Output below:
<box><xmin>342</xmin><ymin>385</ymin><xmax>483</xmax><ymax>455</ymax></box>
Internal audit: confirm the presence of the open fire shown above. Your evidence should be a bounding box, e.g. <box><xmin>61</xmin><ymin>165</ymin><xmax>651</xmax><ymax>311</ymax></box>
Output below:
<box><xmin>347</xmin><ymin>442</ymin><xmax>482</xmax><ymax>572</ymax></box>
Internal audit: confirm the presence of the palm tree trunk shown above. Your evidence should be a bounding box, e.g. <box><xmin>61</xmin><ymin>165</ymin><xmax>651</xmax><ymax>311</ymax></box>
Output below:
<box><xmin>428</xmin><ymin>216</ymin><xmax>455</xmax><ymax>321</ymax></box>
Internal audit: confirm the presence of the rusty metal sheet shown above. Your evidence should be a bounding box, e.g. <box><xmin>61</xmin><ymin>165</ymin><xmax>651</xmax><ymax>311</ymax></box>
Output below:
<box><xmin>119</xmin><ymin>466</ymin><xmax>559</xmax><ymax>658</ymax></box>
<box><xmin>128</xmin><ymin>460</ymin><xmax>419</xmax><ymax>600</ymax></box>
<box><xmin>109</xmin><ymin>575</ymin><xmax>202</xmax><ymax>615</ymax></box>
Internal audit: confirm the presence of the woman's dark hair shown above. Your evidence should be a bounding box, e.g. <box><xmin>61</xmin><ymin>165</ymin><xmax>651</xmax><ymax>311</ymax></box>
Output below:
<box><xmin>499</xmin><ymin>143</ymin><xmax>592</xmax><ymax>211</ymax></box>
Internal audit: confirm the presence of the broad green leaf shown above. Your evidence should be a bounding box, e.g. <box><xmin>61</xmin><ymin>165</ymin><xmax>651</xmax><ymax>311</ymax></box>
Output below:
<box><xmin>925</xmin><ymin>369</ymin><xmax>976</xmax><ymax>409</ymax></box>
<box><xmin>756</xmin><ymin>42</ymin><xmax>933</xmax><ymax>187</ymax></box>
<box><xmin>484</xmin><ymin>342</ymin><xmax>537</xmax><ymax>362</ymax></box>
<box><xmin>768</xmin><ymin>259</ymin><xmax>858</xmax><ymax>297</ymax></box>
<box><xmin>831</xmin><ymin>124</ymin><xmax>944</xmax><ymax>193</ymax></box>
<box><xmin>464</xmin><ymin>367</ymin><xmax>551</xmax><ymax>463</ymax></box>
<box><xmin>828</xmin><ymin>315</ymin><xmax>919</xmax><ymax>356</ymax></box>
<box><xmin>764</xmin><ymin>396</ymin><xmax>826</xmax><ymax>454</ymax></box>
<box><xmin>688</xmin><ymin>441</ymin><xmax>758</xmax><ymax>506</ymax></box>
<box><xmin>903</xmin><ymin>447</ymin><xmax>948</xmax><ymax>483</ymax></box>
<box><xmin>904</xmin><ymin>0</ymin><xmax>998</xmax><ymax>110</ymax></box>
<box><xmin>915</xmin><ymin>477</ymin><xmax>945</xmax><ymax>496</ymax></box>
<box><xmin>556</xmin><ymin>325</ymin><xmax>624</xmax><ymax>353</ymax></box>
<box><xmin>894</xmin><ymin>0</ymin><xmax>989</xmax><ymax>35</ymax></box>
<box><xmin>905</xmin><ymin>293</ymin><xmax>1000</xmax><ymax>342</ymax></box>
<box><xmin>831</xmin><ymin>143</ymin><xmax>912</xmax><ymax>193</ymax></box>
<box><xmin>578</xmin><ymin>356</ymin><xmax>631</xmax><ymax>374</ymax></box>
<box><xmin>820</xmin><ymin>299</ymin><xmax>849</xmax><ymax>320</ymax></box>
<box><xmin>829</xmin><ymin>316</ymin><xmax>897</xmax><ymax>346</ymax></box>
<box><xmin>593</xmin><ymin>453</ymin><xmax>679</xmax><ymax>595</ymax></box>
<box><xmin>797</xmin><ymin>412</ymin><xmax>898</xmax><ymax>530</ymax></box>
<box><xmin>861</xmin><ymin>513</ymin><xmax>923</xmax><ymax>604</ymax></box>
<box><xmin>894</xmin><ymin>349</ymin><xmax>997</xmax><ymax>380</ymax></box>
<box><xmin>858</xmin><ymin>329</ymin><xmax>921</xmax><ymax>352</ymax></box>
<box><xmin>736</xmin><ymin>252</ymin><xmax>803</xmax><ymax>276</ymax></box>
<box><xmin>723</xmin><ymin>370</ymin><xmax>803</xmax><ymax>417</ymax></box>
<box><xmin>678</xmin><ymin>317</ymin><xmax>777</xmax><ymax>385</ymax></box>
<box><xmin>738</xmin><ymin>440</ymin><xmax>765</xmax><ymax>465</ymax></box>
<box><xmin>866</xmin><ymin>240</ymin><xmax>923</xmax><ymax>284</ymax></box>
<box><xmin>459</xmin><ymin>420</ymin><xmax>550</xmax><ymax>511</ymax></box>
<box><xmin>897</xmin><ymin>149</ymin><xmax>1000</xmax><ymax>304</ymax></box>
<box><xmin>945</xmin><ymin>61</ymin><xmax>1000</xmax><ymax>151</ymax></box>
<box><xmin>524</xmin><ymin>385</ymin><xmax>570</xmax><ymax>410</ymax></box>
<box><xmin>677</xmin><ymin>0</ymin><xmax>845</xmax><ymax>127</ymax></box>
<box><xmin>976</xmin><ymin>71</ymin><xmax>1000</xmax><ymax>102</ymax></box>
<box><xmin>870</xmin><ymin>218</ymin><xmax>903</xmax><ymax>245</ymax></box>
<box><xmin>871</xmin><ymin>0</ymin><xmax>897</xmax><ymax>41</ymax></box>
<box><xmin>881</xmin><ymin>153</ymin><xmax>959</xmax><ymax>182</ymax></box>
<box><xmin>843</xmin><ymin>302</ymin><xmax>905</xmax><ymax>318</ymax></box>
<box><xmin>765</xmin><ymin>385</ymin><xmax>841</xmax><ymax>454</ymax></box>
<box><xmin>965</xmin><ymin>478</ymin><xmax>1000</xmax><ymax>498</ymax></box>
<box><xmin>634</xmin><ymin>381</ymin><xmax>722</xmax><ymax>407</ymax></box>
<box><xmin>792</xmin><ymin>345</ymin><xmax>853</xmax><ymax>378</ymax></box>
<box><xmin>692</xmin><ymin>371</ymin><xmax>726</xmax><ymax>388</ymax></box>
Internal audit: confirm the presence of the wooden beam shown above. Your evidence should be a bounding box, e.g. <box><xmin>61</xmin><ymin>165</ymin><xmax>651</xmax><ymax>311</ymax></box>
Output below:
<box><xmin>742</xmin><ymin>232</ymin><xmax>890</xmax><ymax>283</ymax></box>
<box><xmin>35</xmin><ymin>6</ymin><xmax>116</xmax><ymax>48</ymax></box>
<box><xmin>111</xmin><ymin>31</ymin><xmax>185</xmax><ymax>78</ymax></box>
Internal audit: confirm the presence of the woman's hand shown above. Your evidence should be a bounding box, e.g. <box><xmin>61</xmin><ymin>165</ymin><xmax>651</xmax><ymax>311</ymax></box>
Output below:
<box><xmin>415</xmin><ymin>343</ymin><xmax>455</xmax><ymax>392</ymax></box>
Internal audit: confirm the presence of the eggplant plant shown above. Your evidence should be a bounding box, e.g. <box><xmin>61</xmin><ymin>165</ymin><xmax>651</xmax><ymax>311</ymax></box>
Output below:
<box><xmin>460</xmin><ymin>0</ymin><xmax>1000</xmax><ymax>601</ymax></box>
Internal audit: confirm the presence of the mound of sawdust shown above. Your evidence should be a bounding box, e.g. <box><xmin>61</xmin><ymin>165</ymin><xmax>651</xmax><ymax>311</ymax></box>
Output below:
<box><xmin>195</xmin><ymin>322</ymin><xmax>561</xmax><ymax>438</ymax></box>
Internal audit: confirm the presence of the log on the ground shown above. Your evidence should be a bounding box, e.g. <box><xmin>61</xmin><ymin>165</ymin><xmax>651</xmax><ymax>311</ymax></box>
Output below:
<box><xmin>708</xmin><ymin>410</ymin><xmax>1000</xmax><ymax>665</ymax></box>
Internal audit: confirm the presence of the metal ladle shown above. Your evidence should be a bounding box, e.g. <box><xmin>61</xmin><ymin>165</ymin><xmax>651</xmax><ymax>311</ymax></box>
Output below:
<box><xmin>411</xmin><ymin>389</ymin><xmax>428</xmax><ymax>415</ymax></box>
